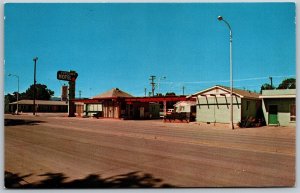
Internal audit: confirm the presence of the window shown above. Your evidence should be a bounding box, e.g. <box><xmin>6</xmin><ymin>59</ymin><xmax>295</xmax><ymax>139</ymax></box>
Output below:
<box><xmin>290</xmin><ymin>104</ymin><xmax>296</xmax><ymax>121</ymax></box>
<box><xmin>87</xmin><ymin>104</ymin><xmax>102</xmax><ymax>112</ymax></box>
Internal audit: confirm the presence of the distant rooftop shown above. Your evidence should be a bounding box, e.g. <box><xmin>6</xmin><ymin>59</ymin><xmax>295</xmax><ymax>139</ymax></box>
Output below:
<box><xmin>9</xmin><ymin>100</ymin><xmax>68</xmax><ymax>106</ymax></box>
<box><xmin>92</xmin><ymin>88</ymin><xmax>134</xmax><ymax>99</ymax></box>
<box><xmin>217</xmin><ymin>85</ymin><xmax>261</xmax><ymax>99</ymax></box>
<box><xmin>189</xmin><ymin>85</ymin><xmax>260</xmax><ymax>99</ymax></box>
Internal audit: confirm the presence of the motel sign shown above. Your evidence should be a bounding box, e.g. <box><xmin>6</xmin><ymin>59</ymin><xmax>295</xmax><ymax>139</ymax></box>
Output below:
<box><xmin>57</xmin><ymin>70</ymin><xmax>78</xmax><ymax>117</ymax></box>
<box><xmin>57</xmin><ymin>71</ymin><xmax>78</xmax><ymax>82</ymax></box>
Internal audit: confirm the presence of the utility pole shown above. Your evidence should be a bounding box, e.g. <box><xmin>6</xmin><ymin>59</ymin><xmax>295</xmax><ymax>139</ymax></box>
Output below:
<box><xmin>149</xmin><ymin>75</ymin><xmax>156</xmax><ymax>96</ymax></box>
<box><xmin>182</xmin><ymin>86</ymin><xmax>185</xmax><ymax>95</ymax></box>
<box><xmin>144</xmin><ymin>88</ymin><xmax>147</xmax><ymax>97</ymax></box>
<box><xmin>79</xmin><ymin>90</ymin><xmax>82</xmax><ymax>99</ymax></box>
<box><xmin>33</xmin><ymin>57</ymin><xmax>38</xmax><ymax>115</ymax></box>
<box><xmin>269</xmin><ymin>77</ymin><xmax>273</xmax><ymax>88</ymax></box>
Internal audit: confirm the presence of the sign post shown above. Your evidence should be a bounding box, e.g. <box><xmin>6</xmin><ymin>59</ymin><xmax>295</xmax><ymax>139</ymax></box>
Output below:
<box><xmin>57</xmin><ymin>70</ymin><xmax>78</xmax><ymax>117</ymax></box>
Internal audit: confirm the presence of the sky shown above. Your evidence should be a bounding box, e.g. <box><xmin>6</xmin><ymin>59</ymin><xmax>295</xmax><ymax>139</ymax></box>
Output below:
<box><xmin>4</xmin><ymin>2</ymin><xmax>296</xmax><ymax>98</ymax></box>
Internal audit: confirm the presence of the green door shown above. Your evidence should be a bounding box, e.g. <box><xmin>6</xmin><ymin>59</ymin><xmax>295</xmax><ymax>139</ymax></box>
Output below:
<box><xmin>269</xmin><ymin>105</ymin><xmax>278</xmax><ymax>125</ymax></box>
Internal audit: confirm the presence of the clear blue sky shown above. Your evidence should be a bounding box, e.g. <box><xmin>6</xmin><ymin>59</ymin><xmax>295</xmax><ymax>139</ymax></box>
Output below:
<box><xmin>4</xmin><ymin>3</ymin><xmax>295</xmax><ymax>98</ymax></box>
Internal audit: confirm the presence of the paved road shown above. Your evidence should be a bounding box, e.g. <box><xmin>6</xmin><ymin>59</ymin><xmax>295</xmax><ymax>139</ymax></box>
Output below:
<box><xmin>4</xmin><ymin>114</ymin><xmax>295</xmax><ymax>188</ymax></box>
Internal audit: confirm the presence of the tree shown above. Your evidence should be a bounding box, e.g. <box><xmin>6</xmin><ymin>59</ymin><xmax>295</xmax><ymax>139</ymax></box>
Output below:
<box><xmin>22</xmin><ymin>84</ymin><xmax>54</xmax><ymax>100</ymax></box>
<box><xmin>260</xmin><ymin>83</ymin><xmax>275</xmax><ymax>93</ymax></box>
<box><xmin>6</xmin><ymin>93</ymin><xmax>17</xmax><ymax>102</ymax></box>
<box><xmin>260</xmin><ymin>78</ymin><xmax>296</xmax><ymax>93</ymax></box>
<box><xmin>277</xmin><ymin>78</ymin><xmax>296</xmax><ymax>89</ymax></box>
<box><xmin>4</xmin><ymin>93</ymin><xmax>17</xmax><ymax>113</ymax></box>
<box><xmin>165</xmin><ymin>92</ymin><xmax>176</xmax><ymax>96</ymax></box>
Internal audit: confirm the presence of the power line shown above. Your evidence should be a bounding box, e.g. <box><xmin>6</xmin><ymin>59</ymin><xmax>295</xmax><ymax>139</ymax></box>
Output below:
<box><xmin>159</xmin><ymin>75</ymin><xmax>295</xmax><ymax>85</ymax></box>
<box><xmin>157</xmin><ymin>75</ymin><xmax>295</xmax><ymax>95</ymax></box>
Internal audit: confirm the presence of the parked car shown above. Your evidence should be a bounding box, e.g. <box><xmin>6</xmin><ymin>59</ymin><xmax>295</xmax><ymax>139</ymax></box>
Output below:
<box><xmin>159</xmin><ymin>109</ymin><xmax>174</xmax><ymax>118</ymax></box>
<box><xmin>166</xmin><ymin>109</ymin><xmax>174</xmax><ymax>115</ymax></box>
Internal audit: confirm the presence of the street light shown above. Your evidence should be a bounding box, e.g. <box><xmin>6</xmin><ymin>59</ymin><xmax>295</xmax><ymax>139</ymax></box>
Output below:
<box><xmin>33</xmin><ymin>57</ymin><xmax>38</xmax><ymax>115</ymax></box>
<box><xmin>218</xmin><ymin>16</ymin><xmax>234</xmax><ymax>130</ymax></box>
<box><xmin>8</xmin><ymin>73</ymin><xmax>20</xmax><ymax>114</ymax></box>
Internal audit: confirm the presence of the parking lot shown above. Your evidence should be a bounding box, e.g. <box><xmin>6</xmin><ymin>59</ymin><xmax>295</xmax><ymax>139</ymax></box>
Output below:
<box><xmin>4</xmin><ymin>113</ymin><xmax>295</xmax><ymax>188</ymax></box>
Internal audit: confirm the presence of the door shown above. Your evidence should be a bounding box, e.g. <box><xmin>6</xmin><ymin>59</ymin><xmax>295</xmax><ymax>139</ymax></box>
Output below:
<box><xmin>108</xmin><ymin>106</ymin><xmax>114</xmax><ymax>118</ymax></box>
<box><xmin>114</xmin><ymin>106</ymin><xmax>119</xmax><ymax>118</ymax></box>
<box><xmin>268</xmin><ymin>105</ymin><xmax>278</xmax><ymax>125</ymax></box>
<box><xmin>139</xmin><ymin>107</ymin><xmax>144</xmax><ymax>118</ymax></box>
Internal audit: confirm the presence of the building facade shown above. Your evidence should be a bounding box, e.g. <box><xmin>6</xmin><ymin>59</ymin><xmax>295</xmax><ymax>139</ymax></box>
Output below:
<box><xmin>73</xmin><ymin>88</ymin><xmax>189</xmax><ymax>120</ymax></box>
<box><xmin>124</xmin><ymin>102</ymin><xmax>160</xmax><ymax>119</ymax></box>
<box><xmin>260</xmin><ymin>89</ymin><xmax>296</xmax><ymax>126</ymax></box>
<box><xmin>174</xmin><ymin>101</ymin><xmax>196</xmax><ymax>113</ymax></box>
<box><xmin>9</xmin><ymin>100</ymin><xmax>68</xmax><ymax>113</ymax></box>
<box><xmin>189</xmin><ymin>85</ymin><xmax>261</xmax><ymax>124</ymax></box>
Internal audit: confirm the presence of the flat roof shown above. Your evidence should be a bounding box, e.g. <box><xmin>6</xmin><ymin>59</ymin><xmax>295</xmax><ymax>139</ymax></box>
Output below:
<box><xmin>125</xmin><ymin>96</ymin><xmax>189</xmax><ymax>102</ymax></box>
<box><xmin>9</xmin><ymin>100</ymin><xmax>68</xmax><ymax>106</ymax></box>
<box><xmin>259</xmin><ymin>95</ymin><xmax>296</xmax><ymax>99</ymax></box>
<box><xmin>260</xmin><ymin>89</ymin><xmax>296</xmax><ymax>99</ymax></box>
<box><xmin>73</xmin><ymin>96</ymin><xmax>192</xmax><ymax>103</ymax></box>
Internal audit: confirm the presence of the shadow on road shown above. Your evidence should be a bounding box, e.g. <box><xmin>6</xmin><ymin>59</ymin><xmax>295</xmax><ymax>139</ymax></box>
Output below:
<box><xmin>5</xmin><ymin>171</ymin><xmax>175</xmax><ymax>188</ymax></box>
<box><xmin>4</xmin><ymin>119</ymin><xmax>45</xmax><ymax>126</ymax></box>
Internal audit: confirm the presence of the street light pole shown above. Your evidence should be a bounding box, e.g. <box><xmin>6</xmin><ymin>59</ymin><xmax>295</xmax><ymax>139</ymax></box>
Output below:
<box><xmin>218</xmin><ymin>16</ymin><xmax>234</xmax><ymax>130</ymax></box>
<box><xmin>8</xmin><ymin>74</ymin><xmax>19</xmax><ymax>114</ymax></box>
<box><xmin>33</xmin><ymin>57</ymin><xmax>38</xmax><ymax>115</ymax></box>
